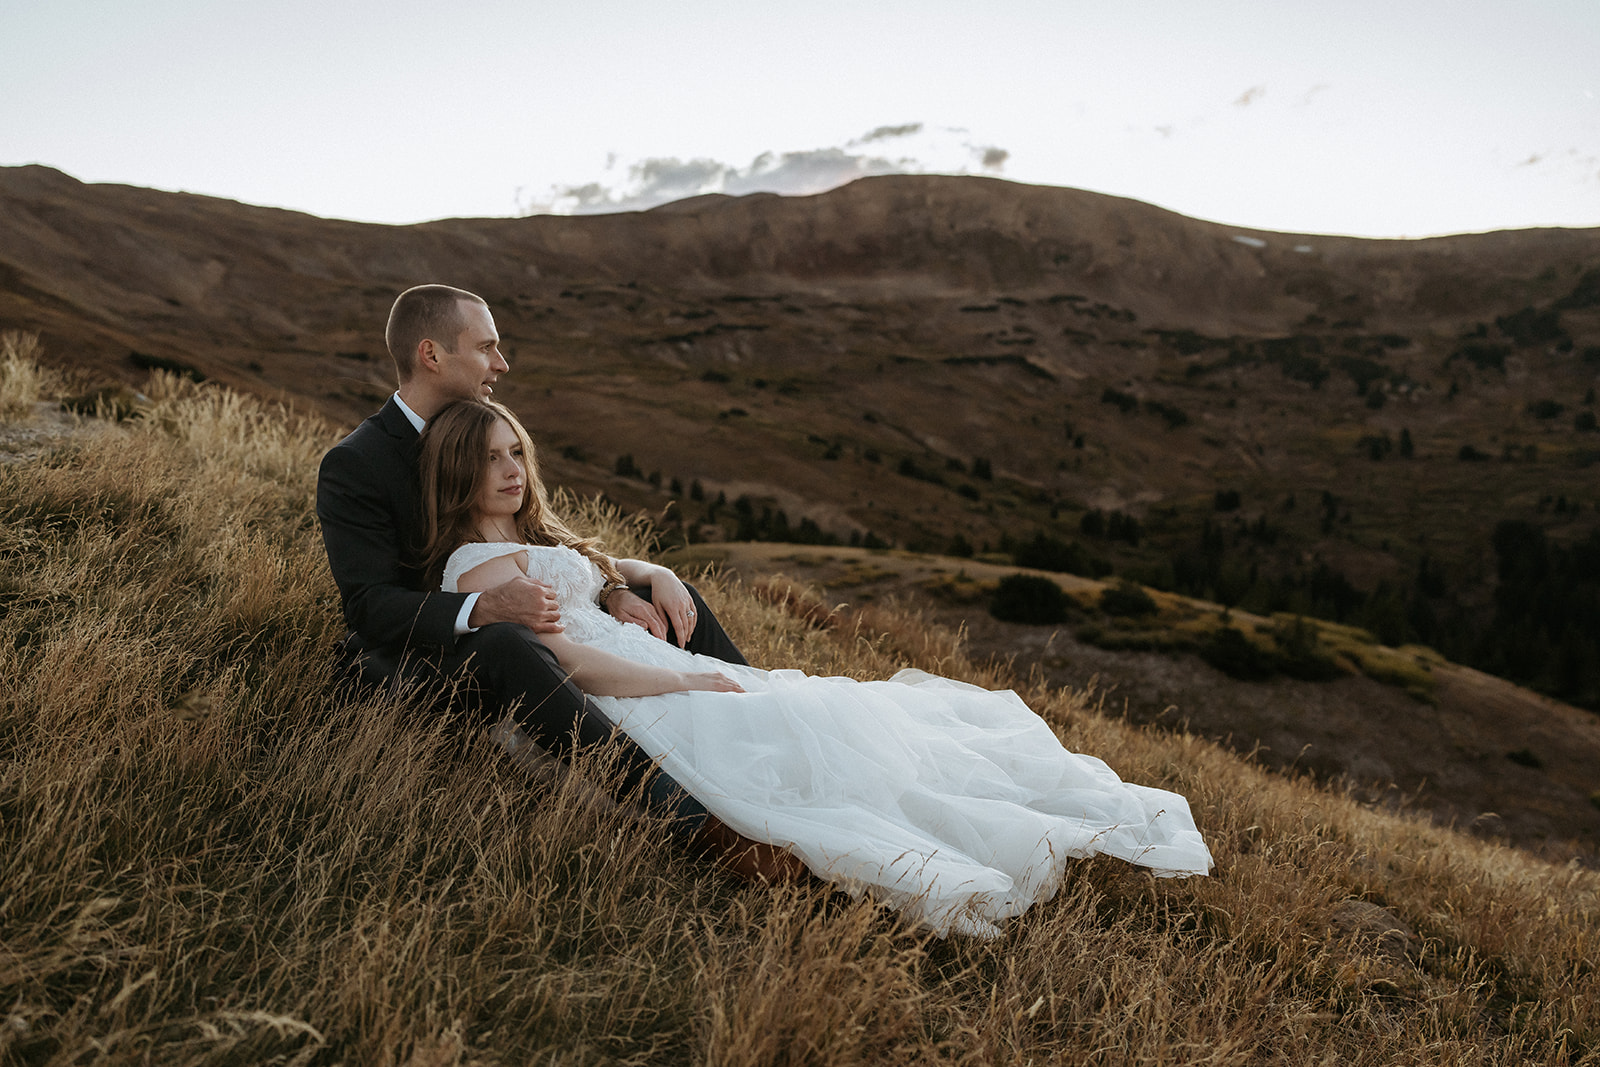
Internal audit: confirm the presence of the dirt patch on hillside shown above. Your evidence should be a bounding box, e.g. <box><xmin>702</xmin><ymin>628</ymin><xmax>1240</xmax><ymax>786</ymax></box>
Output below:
<box><xmin>0</xmin><ymin>401</ymin><xmax>111</xmax><ymax>464</ymax></box>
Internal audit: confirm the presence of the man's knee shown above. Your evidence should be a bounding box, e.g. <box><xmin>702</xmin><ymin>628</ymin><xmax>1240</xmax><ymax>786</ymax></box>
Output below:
<box><xmin>462</xmin><ymin>622</ymin><xmax>560</xmax><ymax>670</ymax></box>
<box><xmin>676</xmin><ymin>583</ymin><xmax>747</xmax><ymax>666</ymax></box>
<box><xmin>456</xmin><ymin>622</ymin><xmax>584</xmax><ymax>731</ymax></box>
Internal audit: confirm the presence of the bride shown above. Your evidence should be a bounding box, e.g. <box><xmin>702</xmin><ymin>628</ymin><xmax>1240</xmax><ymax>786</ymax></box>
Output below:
<box><xmin>420</xmin><ymin>399</ymin><xmax>1212</xmax><ymax>937</ymax></box>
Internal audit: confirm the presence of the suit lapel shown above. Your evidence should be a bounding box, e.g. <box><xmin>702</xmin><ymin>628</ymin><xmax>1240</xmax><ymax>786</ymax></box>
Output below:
<box><xmin>374</xmin><ymin>398</ymin><xmax>427</xmax><ymax>568</ymax></box>
<box><xmin>377</xmin><ymin>396</ymin><xmax>421</xmax><ymax>445</ymax></box>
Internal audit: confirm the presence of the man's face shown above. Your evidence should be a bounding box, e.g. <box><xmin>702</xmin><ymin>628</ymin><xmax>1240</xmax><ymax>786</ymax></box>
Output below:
<box><xmin>434</xmin><ymin>301</ymin><xmax>509</xmax><ymax>402</ymax></box>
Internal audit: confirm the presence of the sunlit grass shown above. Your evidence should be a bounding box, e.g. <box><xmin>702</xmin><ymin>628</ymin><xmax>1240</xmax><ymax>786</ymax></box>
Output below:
<box><xmin>921</xmin><ymin>560</ymin><xmax>1442</xmax><ymax>698</ymax></box>
<box><xmin>1</xmin><ymin>347</ymin><xmax>1596</xmax><ymax>1064</ymax></box>
<box><xmin>0</xmin><ymin>331</ymin><xmax>49</xmax><ymax>415</ymax></box>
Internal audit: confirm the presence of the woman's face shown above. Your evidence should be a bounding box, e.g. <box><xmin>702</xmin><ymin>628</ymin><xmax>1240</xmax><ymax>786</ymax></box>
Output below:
<box><xmin>475</xmin><ymin>418</ymin><xmax>526</xmax><ymax>528</ymax></box>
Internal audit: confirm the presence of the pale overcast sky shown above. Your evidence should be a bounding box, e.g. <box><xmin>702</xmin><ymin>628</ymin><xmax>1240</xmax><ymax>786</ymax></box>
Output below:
<box><xmin>3</xmin><ymin>0</ymin><xmax>1597</xmax><ymax>237</ymax></box>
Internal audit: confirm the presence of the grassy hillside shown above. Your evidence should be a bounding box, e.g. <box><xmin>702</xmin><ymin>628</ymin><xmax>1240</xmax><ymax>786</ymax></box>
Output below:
<box><xmin>2</xmin><ymin>351</ymin><xmax>1598</xmax><ymax>1063</ymax></box>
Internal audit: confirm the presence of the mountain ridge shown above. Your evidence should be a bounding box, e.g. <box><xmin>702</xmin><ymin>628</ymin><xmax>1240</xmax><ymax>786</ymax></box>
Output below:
<box><xmin>7</xmin><ymin>164</ymin><xmax>1599</xmax><ymax>386</ymax></box>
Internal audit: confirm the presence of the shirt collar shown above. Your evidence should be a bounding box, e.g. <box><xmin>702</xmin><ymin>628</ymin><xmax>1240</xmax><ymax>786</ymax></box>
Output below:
<box><xmin>393</xmin><ymin>392</ymin><xmax>426</xmax><ymax>434</ymax></box>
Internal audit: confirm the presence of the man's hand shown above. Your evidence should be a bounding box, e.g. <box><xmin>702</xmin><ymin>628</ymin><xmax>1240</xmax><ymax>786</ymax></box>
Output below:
<box><xmin>607</xmin><ymin>588</ymin><xmax>669</xmax><ymax>640</ymax></box>
<box><xmin>469</xmin><ymin>574</ymin><xmax>563</xmax><ymax>633</ymax></box>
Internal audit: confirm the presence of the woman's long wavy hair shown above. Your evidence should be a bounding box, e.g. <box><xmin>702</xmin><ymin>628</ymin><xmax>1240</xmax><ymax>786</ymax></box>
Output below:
<box><xmin>419</xmin><ymin>399</ymin><xmax>625</xmax><ymax>589</ymax></box>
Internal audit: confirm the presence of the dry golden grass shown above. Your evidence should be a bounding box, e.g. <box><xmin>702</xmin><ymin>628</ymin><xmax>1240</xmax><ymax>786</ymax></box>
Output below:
<box><xmin>0</xmin><ymin>332</ymin><xmax>49</xmax><ymax>416</ymax></box>
<box><xmin>1</xmin><ymin>356</ymin><xmax>1597</xmax><ymax>1065</ymax></box>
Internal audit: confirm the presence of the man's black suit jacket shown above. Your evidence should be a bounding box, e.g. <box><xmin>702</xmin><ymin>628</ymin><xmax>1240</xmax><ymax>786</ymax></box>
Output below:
<box><xmin>316</xmin><ymin>397</ymin><xmax>461</xmax><ymax>653</ymax></box>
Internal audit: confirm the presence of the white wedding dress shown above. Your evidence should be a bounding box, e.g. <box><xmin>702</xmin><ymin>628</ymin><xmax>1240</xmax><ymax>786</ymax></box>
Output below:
<box><xmin>445</xmin><ymin>542</ymin><xmax>1213</xmax><ymax>937</ymax></box>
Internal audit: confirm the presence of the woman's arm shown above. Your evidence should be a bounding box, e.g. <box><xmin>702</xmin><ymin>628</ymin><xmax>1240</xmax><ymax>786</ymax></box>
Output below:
<box><xmin>456</xmin><ymin>550</ymin><xmax>564</xmax><ymax>633</ymax></box>
<box><xmin>611</xmin><ymin>558</ymin><xmax>698</xmax><ymax>646</ymax></box>
<box><xmin>457</xmin><ymin>552</ymin><xmax>742</xmax><ymax>697</ymax></box>
<box><xmin>613</xmin><ymin>558</ymin><xmax>670</xmax><ymax>585</ymax></box>
<box><xmin>539</xmin><ymin>633</ymin><xmax>744</xmax><ymax>698</ymax></box>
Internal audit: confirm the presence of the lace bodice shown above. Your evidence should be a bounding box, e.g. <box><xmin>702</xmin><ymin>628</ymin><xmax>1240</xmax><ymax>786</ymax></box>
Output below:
<box><xmin>442</xmin><ymin>540</ymin><xmax>701</xmax><ymax>660</ymax></box>
<box><xmin>443</xmin><ymin>538</ymin><xmax>604</xmax><ymax>601</ymax></box>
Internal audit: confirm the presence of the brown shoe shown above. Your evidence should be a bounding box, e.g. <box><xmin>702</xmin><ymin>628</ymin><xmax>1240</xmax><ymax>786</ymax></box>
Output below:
<box><xmin>692</xmin><ymin>815</ymin><xmax>812</xmax><ymax>884</ymax></box>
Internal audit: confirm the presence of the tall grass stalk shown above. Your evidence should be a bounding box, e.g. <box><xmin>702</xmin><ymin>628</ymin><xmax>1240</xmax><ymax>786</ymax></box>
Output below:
<box><xmin>0</xmin><ymin>355</ymin><xmax>1596</xmax><ymax>1064</ymax></box>
<box><xmin>0</xmin><ymin>331</ymin><xmax>48</xmax><ymax>416</ymax></box>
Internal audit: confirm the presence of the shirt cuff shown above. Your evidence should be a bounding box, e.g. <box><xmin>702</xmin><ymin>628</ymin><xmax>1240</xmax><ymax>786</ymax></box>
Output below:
<box><xmin>454</xmin><ymin>592</ymin><xmax>481</xmax><ymax>636</ymax></box>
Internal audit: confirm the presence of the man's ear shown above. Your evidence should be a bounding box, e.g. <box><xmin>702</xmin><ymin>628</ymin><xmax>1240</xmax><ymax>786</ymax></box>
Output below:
<box><xmin>416</xmin><ymin>338</ymin><xmax>440</xmax><ymax>374</ymax></box>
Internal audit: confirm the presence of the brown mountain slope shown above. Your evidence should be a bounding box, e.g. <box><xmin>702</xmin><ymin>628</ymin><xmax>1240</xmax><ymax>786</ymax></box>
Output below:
<box><xmin>4</xmin><ymin>162</ymin><xmax>1598</xmax><ymax>401</ymax></box>
<box><xmin>4</xmin><ymin>162</ymin><xmax>1596</xmax><ymax>597</ymax></box>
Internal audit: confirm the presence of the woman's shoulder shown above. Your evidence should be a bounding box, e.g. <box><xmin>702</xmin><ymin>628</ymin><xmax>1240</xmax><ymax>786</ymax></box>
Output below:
<box><xmin>441</xmin><ymin>541</ymin><xmax>586</xmax><ymax>592</ymax></box>
<box><xmin>442</xmin><ymin>542</ymin><xmax>529</xmax><ymax>592</ymax></box>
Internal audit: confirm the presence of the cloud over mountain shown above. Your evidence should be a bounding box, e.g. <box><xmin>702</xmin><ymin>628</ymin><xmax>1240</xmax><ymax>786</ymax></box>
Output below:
<box><xmin>530</xmin><ymin>123</ymin><xmax>1010</xmax><ymax>215</ymax></box>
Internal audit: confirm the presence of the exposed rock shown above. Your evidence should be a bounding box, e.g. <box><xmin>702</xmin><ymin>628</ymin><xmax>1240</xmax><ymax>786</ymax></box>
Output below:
<box><xmin>1326</xmin><ymin>899</ymin><xmax>1417</xmax><ymax>964</ymax></box>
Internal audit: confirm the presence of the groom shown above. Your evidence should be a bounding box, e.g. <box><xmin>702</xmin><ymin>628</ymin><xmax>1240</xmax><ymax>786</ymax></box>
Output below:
<box><xmin>316</xmin><ymin>283</ymin><xmax>776</xmax><ymax>872</ymax></box>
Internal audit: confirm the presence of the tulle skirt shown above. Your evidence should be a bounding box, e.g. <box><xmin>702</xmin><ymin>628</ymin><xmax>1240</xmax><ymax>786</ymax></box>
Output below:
<box><xmin>597</xmin><ymin>664</ymin><xmax>1212</xmax><ymax>937</ymax></box>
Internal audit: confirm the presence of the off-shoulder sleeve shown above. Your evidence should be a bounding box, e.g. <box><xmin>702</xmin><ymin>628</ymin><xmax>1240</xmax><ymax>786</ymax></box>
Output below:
<box><xmin>441</xmin><ymin>542</ymin><xmax>529</xmax><ymax>593</ymax></box>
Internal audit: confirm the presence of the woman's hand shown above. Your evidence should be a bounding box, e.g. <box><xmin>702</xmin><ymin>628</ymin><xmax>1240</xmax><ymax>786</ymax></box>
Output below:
<box><xmin>608</xmin><ymin>558</ymin><xmax>700</xmax><ymax>647</ymax></box>
<box><xmin>647</xmin><ymin>567</ymin><xmax>699</xmax><ymax>647</ymax></box>
<box><xmin>675</xmin><ymin>671</ymin><xmax>745</xmax><ymax>693</ymax></box>
<box><xmin>607</xmin><ymin>588</ymin><xmax>669</xmax><ymax>639</ymax></box>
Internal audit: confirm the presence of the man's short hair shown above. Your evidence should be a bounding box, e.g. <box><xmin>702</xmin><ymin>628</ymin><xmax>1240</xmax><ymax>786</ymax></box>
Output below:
<box><xmin>385</xmin><ymin>284</ymin><xmax>487</xmax><ymax>381</ymax></box>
